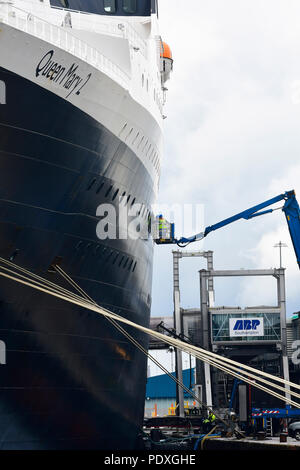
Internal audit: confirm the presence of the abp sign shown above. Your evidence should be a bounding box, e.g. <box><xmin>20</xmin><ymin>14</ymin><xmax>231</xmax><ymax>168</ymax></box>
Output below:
<box><xmin>229</xmin><ymin>317</ymin><xmax>264</xmax><ymax>337</ymax></box>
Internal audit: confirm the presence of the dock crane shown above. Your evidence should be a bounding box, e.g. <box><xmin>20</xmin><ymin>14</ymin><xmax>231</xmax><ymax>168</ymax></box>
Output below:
<box><xmin>154</xmin><ymin>189</ymin><xmax>300</xmax><ymax>268</ymax></box>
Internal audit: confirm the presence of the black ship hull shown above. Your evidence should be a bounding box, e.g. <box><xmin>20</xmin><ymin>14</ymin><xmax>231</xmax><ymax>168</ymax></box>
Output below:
<box><xmin>0</xmin><ymin>66</ymin><xmax>154</xmax><ymax>449</ymax></box>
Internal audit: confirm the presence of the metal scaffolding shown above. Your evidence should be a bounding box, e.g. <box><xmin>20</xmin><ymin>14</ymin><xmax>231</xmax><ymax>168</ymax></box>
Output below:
<box><xmin>172</xmin><ymin>250</ymin><xmax>214</xmax><ymax>417</ymax></box>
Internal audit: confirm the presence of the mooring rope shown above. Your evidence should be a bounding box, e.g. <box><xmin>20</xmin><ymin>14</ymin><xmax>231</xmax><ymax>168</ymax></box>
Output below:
<box><xmin>54</xmin><ymin>264</ymin><xmax>238</xmax><ymax>431</ymax></box>
<box><xmin>0</xmin><ymin>257</ymin><xmax>299</xmax><ymax>409</ymax></box>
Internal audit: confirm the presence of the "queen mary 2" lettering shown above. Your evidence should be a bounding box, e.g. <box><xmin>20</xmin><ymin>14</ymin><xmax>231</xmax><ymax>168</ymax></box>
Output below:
<box><xmin>35</xmin><ymin>50</ymin><xmax>92</xmax><ymax>98</ymax></box>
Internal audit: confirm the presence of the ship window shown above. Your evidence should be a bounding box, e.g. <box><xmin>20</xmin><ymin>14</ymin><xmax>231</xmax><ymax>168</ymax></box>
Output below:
<box><xmin>96</xmin><ymin>182</ymin><xmax>104</xmax><ymax>194</ymax></box>
<box><xmin>133</xmin><ymin>132</ymin><xmax>139</xmax><ymax>145</ymax></box>
<box><xmin>87</xmin><ymin>178</ymin><xmax>96</xmax><ymax>190</ymax></box>
<box><xmin>104</xmin><ymin>0</ymin><xmax>116</xmax><ymax>13</ymax></box>
<box><xmin>123</xmin><ymin>0</ymin><xmax>136</xmax><ymax>13</ymax></box>
<box><xmin>112</xmin><ymin>189</ymin><xmax>119</xmax><ymax>201</ymax></box>
<box><xmin>128</xmin><ymin>260</ymin><xmax>133</xmax><ymax>271</ymax></box>
<box><xmin>105</xmin><ymin>185</ymin><xmax>113</xmax><ymax>197</ymax></box>
<box><xmin>112</xmin><ymin>253</ymin><xmax>119</xmax><ymax>264</ymax></box>
<box><xmin>59</xmin><ymin>0</ymin><xmax>69</xmax><ymax>7</ymax></box>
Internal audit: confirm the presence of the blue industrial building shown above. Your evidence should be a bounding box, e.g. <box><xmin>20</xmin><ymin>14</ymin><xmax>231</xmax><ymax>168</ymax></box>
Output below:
<box><xmin>144</xmin><ymin>369</ymin><xmax>195</xmax><ymax>418</ymax></box>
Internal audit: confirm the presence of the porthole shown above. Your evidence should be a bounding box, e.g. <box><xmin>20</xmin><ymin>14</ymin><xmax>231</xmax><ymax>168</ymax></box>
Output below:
<box><xmin>105</xmin><ymin>185</ymin><xmax>113</xmax><ymax>197</ymax></box>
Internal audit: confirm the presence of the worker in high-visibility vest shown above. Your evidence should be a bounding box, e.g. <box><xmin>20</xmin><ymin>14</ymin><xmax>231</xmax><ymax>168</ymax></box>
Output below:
<box><xmin>203</xmin><ymin>411</ymin><xmax>216</xmax><ymax>433</ymax></box>
<box><xmin>209</xmin><ymin>411</ymin><xmax>216</xmax><ymax>424</ymax></box>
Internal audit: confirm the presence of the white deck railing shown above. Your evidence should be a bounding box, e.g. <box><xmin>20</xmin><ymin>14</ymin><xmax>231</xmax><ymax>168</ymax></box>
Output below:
<box><xmin>0</xmin><ymin>2</ymin><xmax>131</xmax><ymax>89</ymax></box>
<box><xmin>7</xmin><ymin>0</ymin><xmax>148</xmax><ymax>57</ymax></box>
<box><xmin>50</xmin><ymin>5</ymin><xmax>148</xmax><ymax>58</ymax></box>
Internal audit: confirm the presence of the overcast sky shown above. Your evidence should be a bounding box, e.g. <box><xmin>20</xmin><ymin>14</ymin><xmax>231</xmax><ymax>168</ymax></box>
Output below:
<box><xmin>148</xmin><ymin>0</ymin><xmax>300</xmax><ymax>375</ymax></box>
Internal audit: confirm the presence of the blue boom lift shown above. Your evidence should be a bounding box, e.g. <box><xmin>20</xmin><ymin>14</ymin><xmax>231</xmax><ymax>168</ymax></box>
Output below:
<box><xmin>155</xmin><ymin>189</ymin><xmax>300</xmax><ymax>425</ymax></box>
<box><xmin>155</xmin><ymin>190</ymin><xmax>300</xmax><ymax>268</ymax></box>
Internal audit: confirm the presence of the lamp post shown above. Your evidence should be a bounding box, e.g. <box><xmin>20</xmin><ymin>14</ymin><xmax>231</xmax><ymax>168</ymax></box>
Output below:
<box><xmin>274</xmin><ymin>241</ymin><xmax>288</xmax><ymax>268</ymax></box>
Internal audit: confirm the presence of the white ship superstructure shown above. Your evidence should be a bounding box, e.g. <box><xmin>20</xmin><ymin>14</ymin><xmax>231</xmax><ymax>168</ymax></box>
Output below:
<box><xmin>0</xmin><ymin>0</ymin><xmax>172</xmax><ymax>193</ymax></box>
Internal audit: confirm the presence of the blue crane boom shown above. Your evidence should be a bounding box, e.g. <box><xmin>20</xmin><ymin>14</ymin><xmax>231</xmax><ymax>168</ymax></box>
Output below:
<box><xmin>155</xmin><ymin>190</ymin><xmax>300</xmax><ymax>268</ymax></box>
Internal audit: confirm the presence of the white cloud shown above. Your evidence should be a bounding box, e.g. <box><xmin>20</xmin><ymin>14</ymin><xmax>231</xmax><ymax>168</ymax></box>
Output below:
<box><xmin>151</xmin><ymin>0</ymin><xmax>300</xmax><ymax>321</ymax></box>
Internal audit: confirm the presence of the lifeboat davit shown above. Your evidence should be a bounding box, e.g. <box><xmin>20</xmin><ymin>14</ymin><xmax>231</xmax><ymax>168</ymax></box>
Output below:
<box><xmin>160</xmin><ymin>41</ymin><xmax>173</xmax><ymax>83</ymax></box>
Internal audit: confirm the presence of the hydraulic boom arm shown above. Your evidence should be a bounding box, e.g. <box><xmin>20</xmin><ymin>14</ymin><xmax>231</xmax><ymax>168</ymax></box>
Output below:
<box><xmin>154</xmin><ymin>190</ymin><xmax>300</xmax><ymax>269</ymax></box>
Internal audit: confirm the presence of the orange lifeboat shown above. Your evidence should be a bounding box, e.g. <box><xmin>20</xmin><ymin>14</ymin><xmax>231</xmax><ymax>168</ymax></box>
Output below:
<box><xmin>160</xmin><ymin>41</ymin><xmax>173</xmax><ymax>83</ymax></box>
<box><xmin>160</xmin><ymin>42</ymin><xmax>172</xmax><ymax>60</ymax></box>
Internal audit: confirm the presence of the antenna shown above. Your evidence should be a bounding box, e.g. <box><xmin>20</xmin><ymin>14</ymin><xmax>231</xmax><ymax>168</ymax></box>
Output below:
<box><xmin>274</xmin><ymin>241</ymin><xmax>288</xmax><ymax>268</ymax></box>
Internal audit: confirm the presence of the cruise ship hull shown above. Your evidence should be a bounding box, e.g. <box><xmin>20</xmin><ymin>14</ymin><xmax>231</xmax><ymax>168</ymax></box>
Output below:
<box><xmin>0</xmin><ymin>62</ymin><xmax>155</xmax><ymax>449</ymax></box>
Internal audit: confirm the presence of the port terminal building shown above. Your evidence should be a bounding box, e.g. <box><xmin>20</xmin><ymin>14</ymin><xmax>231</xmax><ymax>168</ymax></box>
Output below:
<box><xmin>148</xmin><ymin>260</ymin><xmax>300</xmax><ymax>418</ymax></box>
